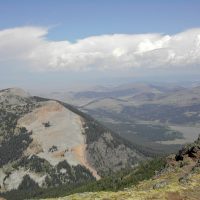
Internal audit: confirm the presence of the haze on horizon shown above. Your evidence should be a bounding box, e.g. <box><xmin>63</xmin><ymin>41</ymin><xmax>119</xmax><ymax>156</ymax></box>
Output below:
<box><xmin>0</xmin><ymin>0</ymin><xmax>200</xmax><ymax>91</ymax></box>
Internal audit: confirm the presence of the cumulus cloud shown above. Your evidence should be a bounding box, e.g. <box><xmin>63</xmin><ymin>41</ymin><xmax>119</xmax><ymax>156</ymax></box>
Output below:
<box><xmin>0</xmin><ymin>26</ymin><xmax>200</xmax><ymax>71</ymax></box>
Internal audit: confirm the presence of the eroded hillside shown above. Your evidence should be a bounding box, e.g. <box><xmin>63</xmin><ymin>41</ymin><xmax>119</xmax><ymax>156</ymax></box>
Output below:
<box><xmin>0</xmin><ymin>88</ymin><xmax>145</xmax><ymax>195</ymax></box>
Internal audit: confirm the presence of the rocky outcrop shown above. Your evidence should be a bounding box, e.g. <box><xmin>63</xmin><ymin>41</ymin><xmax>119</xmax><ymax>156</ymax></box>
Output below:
<box><xmin>175</xmin><ymin>135</ymin><xmax>200</xmax><ymax>161</ymax></box>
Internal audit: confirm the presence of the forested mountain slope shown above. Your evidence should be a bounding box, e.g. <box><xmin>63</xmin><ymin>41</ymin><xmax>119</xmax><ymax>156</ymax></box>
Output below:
<box><xmin>0</xmin><ymin>88</ymin><xmax>145</xmax><ymax>195</ymax></box>
<box><xmin>38</xmin><ymin>136</ymin><xmax>200</xmax><ymax>200</ymax></box>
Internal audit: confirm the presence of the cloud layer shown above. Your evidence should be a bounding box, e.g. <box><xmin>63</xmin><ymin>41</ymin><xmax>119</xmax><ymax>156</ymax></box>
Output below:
<box><xmin>0</xmin><ymin>26</ymin><xmax>200</xmax><ymax>71</ymax></box>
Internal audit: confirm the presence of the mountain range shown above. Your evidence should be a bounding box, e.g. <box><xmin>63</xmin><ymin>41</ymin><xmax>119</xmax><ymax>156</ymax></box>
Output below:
<box><xmin>39</xmin><ymin>83</ymin><xmax>200</xmax><ymax>156</ymax></box>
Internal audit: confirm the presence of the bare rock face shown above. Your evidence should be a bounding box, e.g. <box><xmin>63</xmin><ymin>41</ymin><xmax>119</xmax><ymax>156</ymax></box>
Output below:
<box><xmin>17</xmin><ymin>101</ymin><xmax>86</xmax><ymax>167</ymax></box>
<box><xmin>0</xmin><ymin>88</ymin><xmax>145</xmax><ymax>192</ymax></box>
<box><xmin>86</xmin><ymin>132</ymin><xmax>144</xmax><ymax>176</ymax></box>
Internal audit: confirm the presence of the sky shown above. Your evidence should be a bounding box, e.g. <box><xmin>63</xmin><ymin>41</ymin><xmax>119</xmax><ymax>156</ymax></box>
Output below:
<box><xmin>0</xmin><ymin>0</ymin><xmax>200</xmax><ymax>90</ymax></box>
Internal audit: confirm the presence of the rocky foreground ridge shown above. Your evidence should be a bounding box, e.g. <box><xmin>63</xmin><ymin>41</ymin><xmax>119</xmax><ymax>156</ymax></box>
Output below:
<box><xmin>41</xmin><ymin>136</ymin><xmax>200</xmax><ymax>200</ymax></box>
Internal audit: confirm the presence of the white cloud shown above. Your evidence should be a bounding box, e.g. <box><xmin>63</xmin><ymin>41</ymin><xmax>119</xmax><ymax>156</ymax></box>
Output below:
<box><xmin>0</xmin><ymin>26</ymin><xmax>200</xmax><ymax>71</ymax></box>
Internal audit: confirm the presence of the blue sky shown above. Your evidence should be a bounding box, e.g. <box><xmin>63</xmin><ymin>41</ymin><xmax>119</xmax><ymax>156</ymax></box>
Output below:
<box><xmin>1</xmin><ymin>0</ymin><xmax>200</xmax><ymax>41</ymax></box>
<box><xmin>0</xmin><ymin>0</ymin><xmax>200</xmax><ymax>90</ymax></box>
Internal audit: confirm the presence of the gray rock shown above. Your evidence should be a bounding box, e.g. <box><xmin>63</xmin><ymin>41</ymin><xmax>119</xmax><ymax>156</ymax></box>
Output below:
<box><xmin>179</xmin><ymin>174</ymin><xmax>191</xmax><ymax>184</ymax></box>
<box><xmin>153</xmin><ymin>181</ymin><xmax>167</xmax><ymax>189</ymax></box>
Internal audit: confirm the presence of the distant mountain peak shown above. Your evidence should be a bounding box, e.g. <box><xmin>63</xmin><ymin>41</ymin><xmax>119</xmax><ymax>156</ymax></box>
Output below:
<box><xmin>0</xmin><ymin>87</ymin><xmax>30</xmax><ymax>98</ymax></box>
